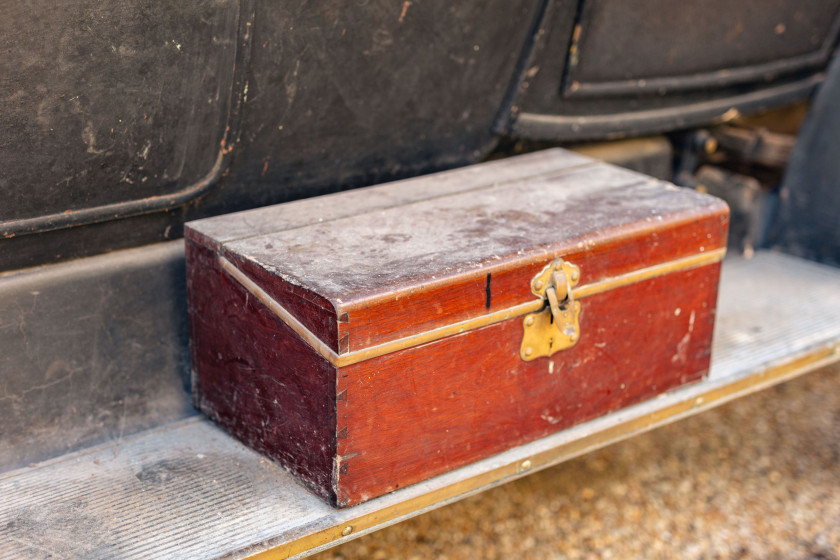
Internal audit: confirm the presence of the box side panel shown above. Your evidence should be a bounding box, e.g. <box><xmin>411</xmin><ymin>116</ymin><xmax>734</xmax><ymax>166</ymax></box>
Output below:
<box><xmin>186</xmin><ymin>240</ymin><xmax>338</xmax><ymax>503</ymax></box>
<box><xmin>334</xmin><ymin>262</ymin><xmax>721</xmax><ymax>506</ymax></box>
<box><xmin>341</xmin><ymin>206</ymin><xmax>728</xmax><ymax>351</ymax></box>
<box><xmin>185</xmin><ymin>225</ymin><xmax>342</xmax><ymax>352</ymax></box>
<box><xmin>221</xmin><ymin>249</ymin><xmax>342</xmax><ymax>352</ymax></box>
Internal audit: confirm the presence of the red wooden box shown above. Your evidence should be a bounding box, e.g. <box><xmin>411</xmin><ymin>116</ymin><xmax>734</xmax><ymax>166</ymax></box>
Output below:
<box><xmin>185</xmin><ymin>149</ymin><xmax>729</xmax><ymax>507</ymax></box>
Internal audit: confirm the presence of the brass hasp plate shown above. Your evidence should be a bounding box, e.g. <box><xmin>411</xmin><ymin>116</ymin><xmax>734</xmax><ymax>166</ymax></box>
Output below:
<box><xmin>520</xmin><ymin>258</ymin><xmax>581</xmax><ymax>361</ymax></box>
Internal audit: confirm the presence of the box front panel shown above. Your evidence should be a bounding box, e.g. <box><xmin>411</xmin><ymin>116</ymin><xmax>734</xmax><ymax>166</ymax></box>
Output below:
<box><xmin>334</xmin><ymin>262</ymin><xmax>721</xmax><ymax>506</ymax></box>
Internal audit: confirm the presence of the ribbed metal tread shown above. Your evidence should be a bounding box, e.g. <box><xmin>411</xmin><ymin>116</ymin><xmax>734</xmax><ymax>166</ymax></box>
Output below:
<box><xmin>2</xmin><ymin>251</ymin><xmax>839</xmax><ymax>560</ymax></box>
<box><xmin>711</xmin><ymin>252</ymin><xmax>840</xmax><ymax>380</ymax></box>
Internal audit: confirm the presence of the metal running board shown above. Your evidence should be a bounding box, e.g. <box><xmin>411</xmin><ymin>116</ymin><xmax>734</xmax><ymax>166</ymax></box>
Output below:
<box><xmin>2</xmin><ymin>251</ymin><xmax>840</xmax><ymax>560</ymax></box>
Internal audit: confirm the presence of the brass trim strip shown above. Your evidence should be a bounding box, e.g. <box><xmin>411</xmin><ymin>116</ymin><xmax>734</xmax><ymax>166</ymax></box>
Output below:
<box><xmin>219</xmin><ymin>257</ymin><xmax>342</xmax><ymax>364</ymax></box>
<box><xmin>219</xmin><ymin>247</ymin><xmax>726</xmax><ymax>368</ymax></box>
<box><xmin>572</xmin><ymin>247</ymin><xmax>727</xmax><ymax>300</ymax></box>
<box><xmin>335</xmin><ymin>300</ymin><xmax>542</xmax><ymax>367</ymax></box>
<box><xmin>245</xmin><ymin>344</ymin><xmax>840</xmax><ymax>560</ymax></box>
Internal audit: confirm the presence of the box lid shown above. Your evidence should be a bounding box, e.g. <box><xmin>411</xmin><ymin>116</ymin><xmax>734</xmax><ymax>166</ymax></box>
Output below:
<box><xmin>186</xmin><ymin>149</ymin><xmax>728</xmax><ymax>364</ymax></box>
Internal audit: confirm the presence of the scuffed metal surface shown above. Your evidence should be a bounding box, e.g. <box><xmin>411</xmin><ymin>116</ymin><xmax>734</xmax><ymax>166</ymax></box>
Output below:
<box><xmin>0</xmin><ymin>0</ymin><xmax>240</xmax><ymax>222</ymax></box>
<box><xmin>710</xmin><ymin>252</ymin><xmax>840</xmax><ymax>380</ymax></box>
<box><xmin>0</xmin><ymin>242</ymin><xmax>194</xmax><ymax>473</ymax></box>
<box><xmin>0</xmin><ymin>419</ymin><xmax>327</xmax><ymax>559</ymax></box>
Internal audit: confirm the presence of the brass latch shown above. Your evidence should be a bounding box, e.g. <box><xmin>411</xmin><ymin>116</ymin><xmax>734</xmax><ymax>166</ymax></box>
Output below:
<box><xmin>520</xmin><ymin>258</ymin><xmax>581</xmax><ymax>361</ymax></box>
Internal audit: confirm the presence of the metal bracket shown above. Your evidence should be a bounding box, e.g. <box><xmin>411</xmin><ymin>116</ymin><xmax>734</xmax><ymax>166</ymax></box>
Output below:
<box><xmin>520</xmin><ymin>258</ymin><xmax>581</xmax><ymax>361</ymax></box>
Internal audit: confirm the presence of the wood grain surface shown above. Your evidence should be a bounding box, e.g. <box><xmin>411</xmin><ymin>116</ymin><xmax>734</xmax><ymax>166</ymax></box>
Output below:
<box><xmin>187</xmin><ymin>240</ymin><xmax>338</xmax><ymax>503</ymax></box>
<box><xmin>334</xmin><ymin>263</ymin><xmax>721</xmax><ymax>506</ymax></box>
<box><xmin>185</xmin><ymin>149</ymin><xmax>729</xmax><ymax>507</ymax></box>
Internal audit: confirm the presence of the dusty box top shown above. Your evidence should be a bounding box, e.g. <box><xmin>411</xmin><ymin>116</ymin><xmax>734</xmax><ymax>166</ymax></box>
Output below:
<box><xmin>186</xmin><ymin>149</ymin><xmax>728</xmax><ymax>354</ymax></box>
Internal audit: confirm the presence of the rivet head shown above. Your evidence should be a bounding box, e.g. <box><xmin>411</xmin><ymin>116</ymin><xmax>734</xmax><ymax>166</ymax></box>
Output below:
<box><xmin>524</xmin><ymin>347</ymin><xmax>533</xmax><ymax>357</ymax></box>
<box><xmin>574</xmin><ymin>302</ymin><xmax>581</xmax><ymax>310</ymax></box>
<box><xmin>555</xmin><ymin>262</ymin><xmax>563</xmax><ymax>270</ymax></box>
<box><xmin>342</xmin><ymin>526</ymin><xmax>353</xmax><ymax>536</ymax></box>
<box><xmin>525</xmin><ymin>316</ymin><xmax>534</xmax><ymax>327</ymax></box>
<box><xmin>704</xmin><ymin>137</ymin><xmax>718</xmax><ymax>154</ymax></box>
<box><xmin>521</xmin><ymin>459</ymin><xmax>532</xmax><ymax>470</ymax></box>
<box><xmin>571</xmin><ymin>270</ymin><xmax>579</xmax><ymax>281</ymax></box>
<box><xmin>570</xmin><ymin>333</ymin><xmax>579</xmax><ymax>342</ymax></box>
<box><xmin>534</xmin><ymin>280</ymin><xmax>544</xmax><ymax>290</ymax></box>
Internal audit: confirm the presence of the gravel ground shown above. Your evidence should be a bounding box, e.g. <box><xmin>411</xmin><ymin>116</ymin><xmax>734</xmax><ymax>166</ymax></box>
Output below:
<box><xmin>313</xmin><ymin>366</ymin><xmax>840</xmax><ymax>559</ymax></box>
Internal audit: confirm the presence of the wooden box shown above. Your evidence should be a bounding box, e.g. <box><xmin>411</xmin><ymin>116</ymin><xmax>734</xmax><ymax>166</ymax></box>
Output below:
<box><xmin>185</xmin><ymin>149</ymin><xmax>729</xmax><ymax>507</ymax></box>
